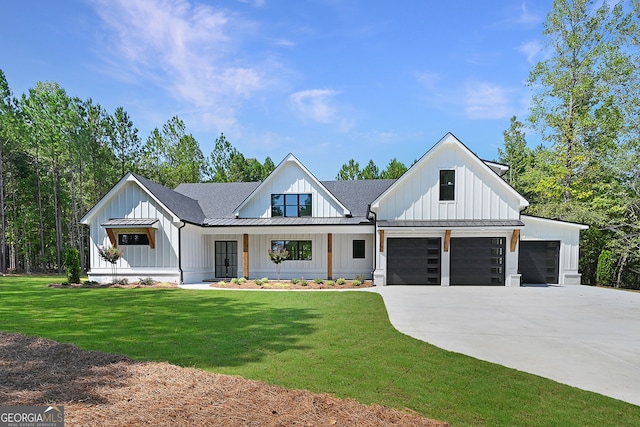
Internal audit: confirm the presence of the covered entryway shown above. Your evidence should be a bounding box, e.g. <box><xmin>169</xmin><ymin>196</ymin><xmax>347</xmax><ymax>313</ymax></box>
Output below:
<box><xmin>450</xmin><ymin>237</ymin><xmax>505</xmax><ymax>285</ymax></box>
<box><xmin>519</xmin><ymin>240</ymin><xmax>560</xmax><ymax>284</ymax></box>
<box><xmin>387</xmin><ymin>238</ymin><xmax>441</xmax><ymax>285</ymax></box>
<box><xmin>215</xmin><ymin>241</ymin><xmax>238</xmax><ymax>279</ymax></box>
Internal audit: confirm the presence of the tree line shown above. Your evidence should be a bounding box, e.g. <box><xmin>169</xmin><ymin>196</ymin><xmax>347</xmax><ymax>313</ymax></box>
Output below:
<box><xmin>1</xmin><ymin>0</ymin><xmax>639</xmax><ymax>288</ymax></box>
<box><xmin>0</xmin><ymin>74</ymin><xmax>274</xmax><ymax>274</ymax></box>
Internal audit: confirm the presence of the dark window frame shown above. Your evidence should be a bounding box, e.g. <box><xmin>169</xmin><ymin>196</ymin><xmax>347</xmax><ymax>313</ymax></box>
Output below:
<box><xmin>271</xmin><ymin>193</ymin><xmax>312</xmax><ymax>217</ymax></box>
<box><xmin>118</xmin><ymin>233</ymin><xmax>150</xmax><ymax>246</ymax></box>
<box><xmin>271</xmin><ymin>240</ymin><xmax>312</xmax><ymax>261</ymax></box>
<box><xmin>353</xmin><ymin>240</ymin><xmax>366</xmax><ymax>259</ymax></box>
<box><xmin>439</xmin><ymin>170</ymin><xmax>455</xmax><ymax>201</ymax></box>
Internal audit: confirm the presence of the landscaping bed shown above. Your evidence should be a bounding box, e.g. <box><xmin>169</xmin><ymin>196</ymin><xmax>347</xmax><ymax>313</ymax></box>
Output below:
<box><xmin>0</xmin><ymin>332</ymin><xmax>447</xmax><ymax>427</ymax></box>
<box><xmin>210</xmin><ymin>277</ymin><xmax>373</xmax><ymax>290</ymax></box>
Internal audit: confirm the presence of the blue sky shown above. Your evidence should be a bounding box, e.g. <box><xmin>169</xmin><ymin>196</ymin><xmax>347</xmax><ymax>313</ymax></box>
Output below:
<box><xmin>1</xmin><ymin>0</ymin><xmax>551</xmax><ymax>180</ymax></box>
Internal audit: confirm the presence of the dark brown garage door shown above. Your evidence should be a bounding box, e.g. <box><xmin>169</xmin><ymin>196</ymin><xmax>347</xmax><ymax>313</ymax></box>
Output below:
<box><xmin>450</xmin><ymin>237</ymin><xmax>505</xmax><ymax>285</ymax></box>
<box><xmin>387</xmin><ymin>238</ymin><xmax>441</xmax><ymax>285</ymax></box>
<box><xmin>519</xmin><ymin>241</ymin><xmax>560</xmax><ymax>284</ymax></box>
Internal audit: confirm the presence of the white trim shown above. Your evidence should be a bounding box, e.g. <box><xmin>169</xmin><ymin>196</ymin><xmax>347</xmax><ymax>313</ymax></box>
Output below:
<box><xmin>520</xmin><ymin>214</ymin><xmax>589</xmax><ymax>230</ymax></box>
<box><xmin>234</xmin><ymin>153</ymin><xmax>351</xmax><ymax>217</ymax></box>
<box><xmin>370</xmin><ymin>133</ymin><xmax>528</xmax><ymax>211</ymax></box>
<box><xmin>81</xmin><ymin>173</ymin><xmax>181</xmax><ymax>224</ymax></box>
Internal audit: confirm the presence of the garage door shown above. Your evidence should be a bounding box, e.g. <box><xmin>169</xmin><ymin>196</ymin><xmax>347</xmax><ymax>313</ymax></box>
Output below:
<box><xmin>450</xmin><ymin>237</ymin><xmax>505</xmax><ymax>285</ymax></box>
<box><xmin>387</xmin><ymin>238</ymin><xmax>441</xmax><ymax>285</ymax></box>
<box><xmin>519</xmin><ymin>241</ymin><xmax>560</xmax><ymax>284</ymax></box>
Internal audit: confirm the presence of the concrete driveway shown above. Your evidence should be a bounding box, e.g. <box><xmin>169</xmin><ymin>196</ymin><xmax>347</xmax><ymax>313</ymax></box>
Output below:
<box><xmin>370</xmin><ymin>285</ymin><xmax>640</xmax><ymax>406</ymax></box>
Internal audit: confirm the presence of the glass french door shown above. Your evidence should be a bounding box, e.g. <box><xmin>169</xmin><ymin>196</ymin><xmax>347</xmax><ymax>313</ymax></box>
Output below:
<box><xmin>215</xmin><ymin>241</ymin><xmax>238</xmax><ymax>279</ymax></box>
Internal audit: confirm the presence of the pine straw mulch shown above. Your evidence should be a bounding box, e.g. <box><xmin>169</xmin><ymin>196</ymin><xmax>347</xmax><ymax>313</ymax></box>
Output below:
<box><xmin>0</xmin><ymin>332</ymin><xmax>448</xmax><ymax>427</ymax></box>
<box><xmin>209</xmin><ymin>280</ymin><xmax>373</xmax><ymax>290</ymax></box>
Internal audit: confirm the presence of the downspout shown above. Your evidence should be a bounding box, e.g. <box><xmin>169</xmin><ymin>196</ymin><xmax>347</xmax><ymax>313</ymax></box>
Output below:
<box><xmin>178</xmin><ymin>221</ymin><xmax>186</xmax><ymax>285</ymax></box>
<box><xmin>366</xmin><ymin>204</ymin><xmax>377</xmax><ymax>277</ymax></box>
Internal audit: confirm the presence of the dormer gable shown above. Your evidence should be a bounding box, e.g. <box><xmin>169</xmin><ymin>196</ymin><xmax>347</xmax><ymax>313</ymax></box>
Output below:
<box><xmin>234</xmin><ymin>153</ymin><xmax>351</xmax><ymax>218</ymax></box>
<box><xmin>370</xmin><ymin>133</ymin><xmax>528</xmax><ymax>221</ymax></box>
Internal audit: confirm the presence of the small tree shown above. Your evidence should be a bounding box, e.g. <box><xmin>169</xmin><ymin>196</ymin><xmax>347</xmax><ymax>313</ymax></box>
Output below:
<box><xmin>267</xmin><ymin>246</ymin><xmax>289</xmax><ymax>281</ymax></box>
<box><xmin>64</xmin><ymin>246</ymin><xmax>81</xmax><ymax>284</ymax></box>
<box><xmin>98</xmin><ymin>245</ymin><xmax>123</xmax><ymax>284</ymax></box>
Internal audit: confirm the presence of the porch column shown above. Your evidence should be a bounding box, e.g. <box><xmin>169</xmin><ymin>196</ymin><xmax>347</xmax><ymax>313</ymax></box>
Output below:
<box><xmin>327</xmin><ymin>233</ymin><xmax>333</xmax><ymax>280</ymax></box>
<box><xmin>243</xmin><ymin>234</ymin><xmax>249</xmax><ymax>278</ymax></box>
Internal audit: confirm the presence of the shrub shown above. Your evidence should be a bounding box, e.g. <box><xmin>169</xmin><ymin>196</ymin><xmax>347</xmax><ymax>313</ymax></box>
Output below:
<box><xmin>64</xmin><ymin>247</ymin><xmax>81</xmax><ymax>284</ymax></box>
<box><xmin>113</xmin><ymin>278</ymin><xmax>129</xmax><ymax>286</ymax></box>
<box><xmin>325</xmin><ymin>280</ymin><xmax>335</xmax><ymax>286</ymax></box>
<box><xmin>217</xmin><ymin>281</ymin><xmax>227</xmax><ymax>287</ymax></box>
<box><xmin>313</xmin><ymin>278</ymin><xmax>324</xmax><ymax>284</ymax></box>
<box><xmin>138</xmin><ymin>277</ymin><xmax>156</xmax><ymax>286</ymax></box>
<box><xmin>238</xmin><ymin>277</ymin><xmax>247</xmax><ymax>283</ymax></box>
<box><xmin>300</xmin><ymin>279</ymin><xmax>308</xmax><ymax>286</ymax></box>
<box><xmin>352</xmin><ymin>279</ymin><xmax>362</xmax><ymax>286</ymax></box>
<box><xmin>291</xmin><ymin>278</ymin><xmax>300</xmax><ymax>284</ymax></box>
<box><xmin>274</xmin><ymin>282</ymin><xmax>290</xmax><ymax>288</ymax></box>
<box><xmin>336</xmin><ymin>278</ymin><xmax>346</xmax><ymax>285</ymax></box>
<box><xmin>231</xmin><ymin>278</ymin><xmax>240</xmax><ymax>284</ymax></box>
<box><xmin>596</xmin><ymin>250</ymin><xmax>614</xmax><ymax>286</ymax></box>
<box><xmin>355</xmin><ymin>274</ymin><xmax>366</xmax><ymax>282</ymax></box>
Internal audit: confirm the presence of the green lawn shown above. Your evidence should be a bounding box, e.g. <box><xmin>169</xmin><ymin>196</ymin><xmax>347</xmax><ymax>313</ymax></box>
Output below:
<box><xmin>1</xmin><ymin>276</ymin><xmax>637</xmax><ymax>426</ymax></box>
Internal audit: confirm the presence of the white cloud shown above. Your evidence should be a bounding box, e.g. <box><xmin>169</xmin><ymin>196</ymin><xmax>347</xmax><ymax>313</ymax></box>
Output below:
<box><xmin>519</xmin><ymin>40</ymin><xmax>542</xmax><ymax>64</ymax></box>
<box><xmin>289</xmin><ymin>89</ymin><xmax>341</xmax><ymax>124</ymax></box>
<box><xmin>91</xmin><ymin>0</ymin><xmax>270</xmax><ymax>129</ymax></box>
<box><xmin>515</xmin><ymin>2</ymin><xmax>542</xmax><ymax>27</ymax></box>
<box><xmin>464</xmin><ymin>82</ymin><xmax>512</xmax><ymax>120</ymax></box>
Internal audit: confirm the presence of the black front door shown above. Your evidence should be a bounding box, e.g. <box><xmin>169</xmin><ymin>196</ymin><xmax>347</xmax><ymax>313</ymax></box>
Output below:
<box><xmin>215</xmin><ymin>241</ymin><xmax>238</xmax><ymax>279</ymax></box>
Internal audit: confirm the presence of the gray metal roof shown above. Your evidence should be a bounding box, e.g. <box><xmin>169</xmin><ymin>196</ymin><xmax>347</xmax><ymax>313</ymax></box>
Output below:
<box><xmin>174</xmin><ymin>181</ymin><xmax>260</xmax><ymax>219</ymax></box>
<box><xmin>101</xmin><ymin>218</ymin><xmax>159</xmax><ymax>227</ymax></box>
<box><xmin>203</xmin><ymin>216</ymin><xmax>373</xmax><ymax>227</ymax></box>
<box><xmin>377</xmin><ymin>219</ymin><xmax>524</xmax><ymax>228</ymax></box>
<box><xmin>132</xmin><ymin>173</ymin><xmax>206</xmax><ymax>224</ymax></box>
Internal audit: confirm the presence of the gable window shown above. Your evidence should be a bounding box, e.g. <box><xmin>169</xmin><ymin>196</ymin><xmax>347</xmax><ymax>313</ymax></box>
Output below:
<box><xmin>271</xmin><ymin>240</ymin><xmax>312</xmax><ymax>260</ymax></box>
<box><xmin>439</xmin><ymin>170</ymin><xmax>455</xmax><ymax>201</ymax></box>
<box><xmin>118</xmin><ymin>233</ymin><xmax>150</xmax><ymax>246</ymax></box>
<box><xmin>271</xmin><ymin>194</ymin><xmax>312</xmax><ymax>217</ymax></box>
<box><xmin>353</xmin><ymin>240</ymin><xmax>366</xmax><ymax>259</ymax></box>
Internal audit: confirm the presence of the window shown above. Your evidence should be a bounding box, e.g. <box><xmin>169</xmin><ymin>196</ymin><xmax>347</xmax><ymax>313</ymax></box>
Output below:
<box><xmin>271</xmin><ymin>194</ymin><xmax>312</xmax><ymax>217</ymax></box>
<box><xmin>353</xmin><ymin>240</ymin><xmax>366</xmax><ymax>259</ymax></box>
<box><xmin>271</xmin><ymin>240</ymin><xmax>312</xmax><ymax>260</ymax></box>
<box><xmin>439</xmin><ymin>170</ymin><xmax>455</xmax><ymax>201</ymax></box>
<box><xmin>118</xmin><ymin>233</ymin><xmax>150</xmax><ymax>245</ymax></box>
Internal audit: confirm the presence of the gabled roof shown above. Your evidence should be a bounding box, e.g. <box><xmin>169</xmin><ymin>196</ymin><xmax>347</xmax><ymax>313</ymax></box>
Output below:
<box><xmin>233</xmin><ymin>153</ymin><xmax>351</xmax><ymax>216</ymax></box>
<box><xmin>323</xmin><ymin>179</ymin><xmax>395</xmax><ymax>217</ymax></box>
<box><xmin>371</xmin><ymin>132</ymin><xmax>529</xmax><ymax>210</ymax></box>
<box><xmin>131</xmin><ymin>173</ymin><xmax>205</xmax><ymax>224</ymax></box>
<box><xmin>175</xmin><ymin>181</ymin><xmax>260</xmax><ymax>219</ymax></box>
<box><xmin>80</xmin><ymin>172</ymin><xmax>205</xmax><ymax>225</ymax></box>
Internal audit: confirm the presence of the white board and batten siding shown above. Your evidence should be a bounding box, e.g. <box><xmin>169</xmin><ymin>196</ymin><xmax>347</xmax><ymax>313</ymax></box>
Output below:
<box><xmin>520</xmin><ymin>215</ymin><xmax>588</xmax><ymax>285</ymax></box>
<box><xmin>239</xmin><ymin>160</ymin><xmax>347</xmax><ymax>218</ymax></box>
<box><xmin>375</xmin><ymin>142</ymin><xmax>523</xmax><ymax>222</ymax></box>
<box><xmin>247</xmin><ymin>233</ymin><xmax>373</xmax><ymax>280</ymax></box>
<box><xmin>86</xmin><ymin>181</ymin><xmax>181</xmax><ymax>283</ymax></box>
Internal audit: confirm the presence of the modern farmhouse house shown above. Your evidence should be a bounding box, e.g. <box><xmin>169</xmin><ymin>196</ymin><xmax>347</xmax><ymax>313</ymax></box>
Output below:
<box><xmin>81</xmin><ymin>133</ymin><xmax>587</xmax><ymax>286</ymax></box>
